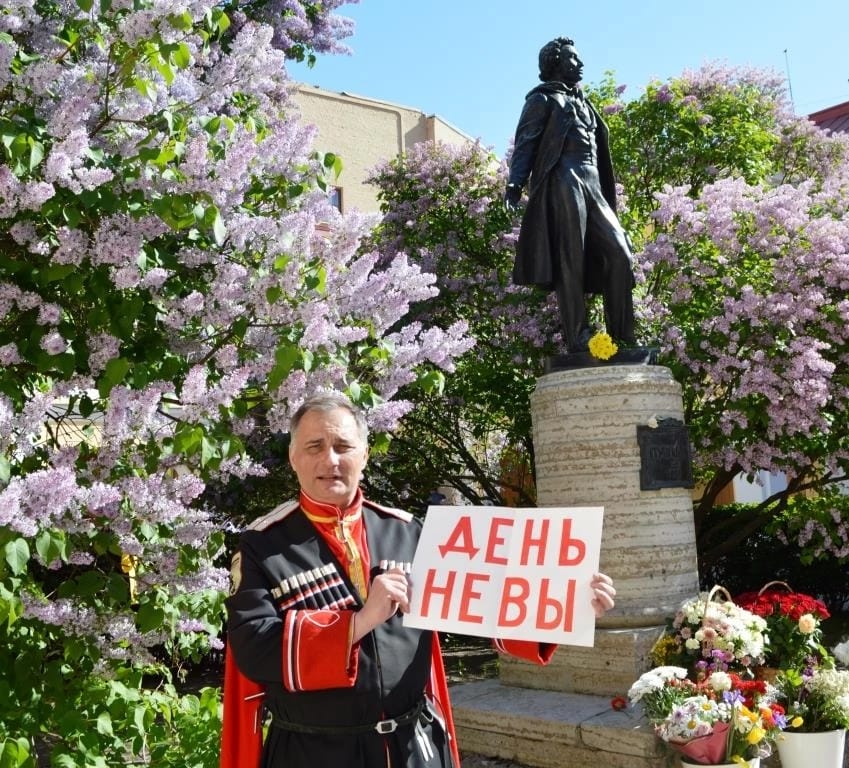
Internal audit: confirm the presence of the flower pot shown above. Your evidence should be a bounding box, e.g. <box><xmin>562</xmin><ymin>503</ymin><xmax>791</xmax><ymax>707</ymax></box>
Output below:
<box><xmin>776</xmin><ymin>729</ymin><xmax>846</xmax><ymax>768</ymax></box>
<box><xmin>680</xmin><ymin>759</ymin><xmax>759</xmax><ymax>768</ymax></box>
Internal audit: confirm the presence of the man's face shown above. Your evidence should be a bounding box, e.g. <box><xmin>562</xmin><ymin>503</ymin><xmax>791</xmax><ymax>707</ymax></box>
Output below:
<box><xmin>289</xmin><ymin>407</ymin><xmax>368</xmax><ymax>508</ymax></box>
<box><xmin>556</xmin><ymin>45</ymin><xmax>583</xmax><ymax>85</ymax></box>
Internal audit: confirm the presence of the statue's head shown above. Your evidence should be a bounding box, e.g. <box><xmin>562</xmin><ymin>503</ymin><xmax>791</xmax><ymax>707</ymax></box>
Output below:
<box><xmin>538</xmin><ymin>37</ymin><xmax>583</xmax><ymax>85</ymax></box>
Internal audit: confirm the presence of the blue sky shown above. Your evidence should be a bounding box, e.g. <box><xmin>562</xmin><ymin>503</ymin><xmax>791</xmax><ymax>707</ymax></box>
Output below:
<box><xmin>288</xmin><ymin>0</ymin><xmax>849</xmax><ymax>156</ymax></box>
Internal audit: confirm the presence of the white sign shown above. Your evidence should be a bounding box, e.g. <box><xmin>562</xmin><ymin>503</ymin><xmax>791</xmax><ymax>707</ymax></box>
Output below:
<box><xmin>403</xmin><ymin>505</ymin><xmax>604</xmax><ymax>646</ymax></box>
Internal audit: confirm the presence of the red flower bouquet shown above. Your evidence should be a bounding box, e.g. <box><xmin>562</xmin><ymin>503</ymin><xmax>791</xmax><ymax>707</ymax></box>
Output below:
<box><xmin>735</xmin><ymin>582</ymin><xmax>830</xmax><ymax>671</ymax></box>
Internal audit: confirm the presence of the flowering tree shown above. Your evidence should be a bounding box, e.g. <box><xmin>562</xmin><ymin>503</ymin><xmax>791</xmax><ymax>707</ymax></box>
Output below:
<box><xmin>366</xmin><ymin>68</ymin><xmax>849</xmax><ymax>573</ymax></box>
<box><xmin>590</xmin><ymin>66</ymin><xmax>849</xmax><ymax>568</ymax></box>
<box><xmin>367</xmin><ymin>66</ymin><xmax>849</xmax><ymax>576</ymax></box>
<box><xmin>0</xmin><ymin>0</ymin><xmax>472</xmax><ymax>763</ymax></box>
<box><xmin>364</xmin><ymin>140</ymin><xmax>559</xmax><ymax>507</ymax></box>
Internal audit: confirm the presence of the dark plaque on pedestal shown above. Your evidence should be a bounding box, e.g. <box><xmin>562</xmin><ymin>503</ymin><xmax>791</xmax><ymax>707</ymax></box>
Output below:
<box><xmin>636</xmin><ymin>418</ymin><xmax>694</xmax><ymax>490</ymax></box>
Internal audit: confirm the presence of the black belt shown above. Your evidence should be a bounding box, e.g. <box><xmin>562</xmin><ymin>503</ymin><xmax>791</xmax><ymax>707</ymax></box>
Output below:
<box><xmin>272</xmin><ymin>699</ymin><xmax>426</xmax><ymax>736</ymax></box>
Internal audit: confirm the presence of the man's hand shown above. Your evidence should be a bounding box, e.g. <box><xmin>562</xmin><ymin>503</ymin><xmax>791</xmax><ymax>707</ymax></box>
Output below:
<box><xmin>504</xmin><ymin>183</ymin><xmax>523</xmax><ymax>211</ymax></box>
<box><xmin>590</xmin><ymin>572</ymin><xmax>616</xmax><ymax>617</ymax></box>
<box><xmin>352</xmin><ymin>567</ymin><xmax>410</xmax><ymax>642</ymax></box>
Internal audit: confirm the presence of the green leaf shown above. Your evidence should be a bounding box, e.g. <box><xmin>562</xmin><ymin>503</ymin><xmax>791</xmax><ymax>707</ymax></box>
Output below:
<box><xmin>136</xmin><ymin>599</ymin><xmax>165</xmax><ymax>633</ymax></box>
<box><xmin>150</xmin><ymin>49</ymin><xmax>175</xmax><ymax>85</ymax></box>
<box><xmin>98</xmin><ymin>357</ymin><xmax>130</xmax><ymax>397</ymax></box>
<box><xmin>28</xmin><ymin>137</ymin><xmax>44</xmax><ymax>171</ymax></box>
<box><xmin>173</xmin><ymin>425</ymin><xmax>203</xmax><ymax>455</ymax></box>
<box><xmin>63</xmin><ymin>637</ymin><xmax>88</xmax><ymax>663</ymax></box>
<box><xmin>417</xmin><ymin>369</ymin><xmax>445</xmax><ymax>395</ymax></box>
<box><xmin>200</xmin><ymin>436</ymin><xmax>218</xmax><ymax>467</ymax></box>
<box><xmin>370</xmin><ymin>432</ymin><xmax>392</xmax><ymax>455</ymax></box>
<box><xmin>133</xmin><ymin>704</ymin><xmax>150</xmax><ymax>737</ymax></box>
<box><xmin>96</xmin><ymin>711</ymin><xmax>113</xmax><ymax>736</ymax></box>
<box><xmin>211</xmin><ymin>209</ymin><xmax>227</xmax><ymax>245</ymax></box>
<box><xmin>3</xmin><ymin>538</ymin><xmax>30</xmax><ymax>576</ymax></box>
<box><xmin>202</xmin><ymin>116</ymin><xmax>221</xmax><ymax>134</ymax></box>
<box><xmin>35</xmin><ymin>529</ymin><xmax>67</xmax><ymax>565</ymax></box>
<box><xmin>74</xmin><ymin>570</ymin><xmax>105</xmax><ymax>598</ymax></box>
<box><xmin>301</xmin><ymin>349</ymin><xmax>314</xmax><ymax>373</ymax></box>
<box><xmin>322</xmin><ymin>152</ymin><xmax>344</xmax><ymax>179</ymax></box>
<box><xmin>105</xmin><ymin>572</ymin><xmax>129</xmax><ymax>602</ymax></box>
<box><xmin>7</xmin><ymin>132</ymin><xmax>27</xmax><ymax>160</ymax></box>
<box><xmin>133</xmin><ymin>77</ymin><xmax>155</xmax><ymax>99</ymax></box>
<box><xmin>173</xmin><ymin>42</ymin><xmax>191</xmax><ymax>68</ymax></box>
<box><xmin>78</xmin><ymin>393</ymin><xmax>94</xmax><ymax>418</ymax></box>
<box><xmin>267</xmin><ymin>342</ymin><xmax>300</xmax><ymax>391</ymax></box>
<box><xmin>266</xmin><ymin>285</ymin><xmax>282</xmax><ymax>304</ymax></box>
<box><xmin>0</xmin><ymin>737</ymin><xmax>32</xmax><ymax>768</ymax></box>
<box><xmin>305</xmin><ymin>264</ymin><xmax>326</xmax><ymax>293</ymax></box>
<box><xmin>0</xmin><ymin>579</ymin><xmax>23</xmax><ymax>626</ymax></box>
<box><xmin>168</xmin><ymin>10</ymin><xmax>193</xmax><ymax>30</ymax></box>
<box><xmin>45</xmin><ymin>264</ymin><xmax>76</xmax><ymax>283</ymax></box>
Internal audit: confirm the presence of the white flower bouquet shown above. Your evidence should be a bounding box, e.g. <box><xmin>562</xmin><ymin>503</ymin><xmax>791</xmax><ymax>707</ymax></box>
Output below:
<box><xmin>651</xmin><ymin>586</ymin><xmax>768</xmax><ymax>677</ymax></box>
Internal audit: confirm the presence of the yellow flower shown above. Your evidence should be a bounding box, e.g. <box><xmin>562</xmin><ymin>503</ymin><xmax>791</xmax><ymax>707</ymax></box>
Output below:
<box><xmin>649</xmin><ymin>634</ymin><xmax>678</xmax><ymax>666</ymax></box>
<box><xmin>738</xmin><ymin>705</ymin><xmax>757</xmax><ymax>723</ymax></box>
<box><xmin>747</xmin><ymin>725</ymin><xmax>766</xmax><ymax>744</ymax></box>
<box><xmin>588</xmin><ymin>332</ymin><xmax>618</xmax><ymax>360</ymax></box>
<box><xmin>791</xmin><ymin>716</ymin><xmax>804</xmax><ymax>728</ymax></box>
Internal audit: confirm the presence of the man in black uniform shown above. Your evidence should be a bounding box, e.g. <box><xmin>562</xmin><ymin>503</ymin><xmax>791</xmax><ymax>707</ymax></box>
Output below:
<box><xmin>505</xmin><ymin>36</ymin><xmax>636</xmax><ymax>353</ymax></box>
<box><xmin>222</xmin><ymin>392</ymin><xmax>616</xmax><ymax>768</ymax></box>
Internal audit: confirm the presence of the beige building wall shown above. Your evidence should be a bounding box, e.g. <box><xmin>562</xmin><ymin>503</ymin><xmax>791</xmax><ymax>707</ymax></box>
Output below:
<box><xmin>292</xmin><ymin>84</ymin><xmax>472</xmax><ymax>213</ymax></box>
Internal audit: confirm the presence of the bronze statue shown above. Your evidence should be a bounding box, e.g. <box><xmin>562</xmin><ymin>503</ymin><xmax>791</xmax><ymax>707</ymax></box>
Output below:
<box><xmin>505</xmin><ymin>37</ymin><xmax>636</xmax><ymax>353</ymax></box>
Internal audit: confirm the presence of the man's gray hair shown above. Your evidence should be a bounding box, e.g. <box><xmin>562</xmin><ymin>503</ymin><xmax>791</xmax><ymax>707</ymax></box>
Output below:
<box><xmin>290</xmin><ymin>391</ymin><xmax>369</xmax><ymax>443</ymax></box>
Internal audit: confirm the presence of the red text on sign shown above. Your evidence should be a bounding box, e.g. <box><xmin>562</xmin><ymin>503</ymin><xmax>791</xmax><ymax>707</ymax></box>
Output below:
<box><xmin>497</xmin><ymin>577</ymin><xmax>576</xmax><ymax>631</ymax></box>
<box><xmin>436</xmin><ymin>515</ymin><xmax>586</xmax><ymax>567</ymax></box>
<box><xmin>419</xmin><ymin>569</ymin><xmax>576</xmax><ymax>632</ymax></box>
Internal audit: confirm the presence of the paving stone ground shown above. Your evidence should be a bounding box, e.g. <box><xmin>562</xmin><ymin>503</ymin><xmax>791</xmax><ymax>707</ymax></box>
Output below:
<box><xmin>460</xmin><ymin>754</ymin><xmax>528</xmax><ymax>768</ymax></box>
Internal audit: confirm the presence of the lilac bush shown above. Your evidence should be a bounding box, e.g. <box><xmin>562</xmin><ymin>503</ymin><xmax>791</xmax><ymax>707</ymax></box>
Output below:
<box><xmin>0</xmin><ymin>0</ymin><xmax>472</xmax><ymax>763</ymax></box>
<box><xmin>365</xmin><ymin>140</ymin><xmax>558</xmax><ymax>507</ymax></box>
<box><xmin>641</xmin><ymin>156</ymin><xmax>849</xmax><ymax>552</ymax></box>
<box><xmin>590</xmin><ymin>65</ymin><xmax>849</xmax><ymax>565</ymax></box>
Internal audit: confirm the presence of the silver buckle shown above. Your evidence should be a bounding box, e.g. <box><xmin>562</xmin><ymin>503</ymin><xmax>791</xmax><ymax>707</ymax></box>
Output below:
<box><xmin>375</xmin><ymin>719</ymin><xmax>398</xmax><ymax>734</ymax></box>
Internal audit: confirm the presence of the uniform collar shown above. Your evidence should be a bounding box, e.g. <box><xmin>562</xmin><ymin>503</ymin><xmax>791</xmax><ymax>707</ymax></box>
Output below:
<box><xmin>299</xmin><ymin>488</ymin><xmax>364</xmax><ymax>523</ymax></box>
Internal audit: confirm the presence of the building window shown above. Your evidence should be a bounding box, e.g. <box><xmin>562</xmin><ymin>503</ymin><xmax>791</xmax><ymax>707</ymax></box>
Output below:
<box><xmin>329</xmin><ymin>186</ymin><xmax>342</xmax><ymax>212</ymax></box>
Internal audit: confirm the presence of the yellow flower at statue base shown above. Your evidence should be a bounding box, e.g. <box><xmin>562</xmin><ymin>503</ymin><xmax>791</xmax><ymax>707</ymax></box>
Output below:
<box><xmin>588</xmin><ymin>332</ymin><xmax>619</xmax><ymax>360</ymax></box>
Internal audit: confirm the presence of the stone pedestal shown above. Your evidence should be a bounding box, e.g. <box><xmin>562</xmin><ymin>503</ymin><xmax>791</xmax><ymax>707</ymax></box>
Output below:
<box><xmin>452</xmin><ymin>365</ymin><xmax>700</xmax><ymax>766</ymax></box>
<box><xmin>498</xmin><ymin>626</ymin><xmax>664</xmax><ymax>698</ymax></box>
<box><xmin>453</xmin><ymin>679</ymin><xmax>665</xmax><ymax>768</ymax></box>
<box><xmin>509</xmin><ymin>364</ymin><xmax>700</xmax><ymax>695</ymax></box>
